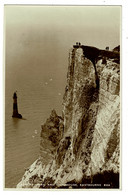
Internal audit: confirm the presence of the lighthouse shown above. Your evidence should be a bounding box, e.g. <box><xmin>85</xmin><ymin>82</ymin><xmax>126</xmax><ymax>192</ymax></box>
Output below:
<box><xmin>12</xmin><ymin>92</ymin><xmax>22</xmax><ymax>118</ymax></box>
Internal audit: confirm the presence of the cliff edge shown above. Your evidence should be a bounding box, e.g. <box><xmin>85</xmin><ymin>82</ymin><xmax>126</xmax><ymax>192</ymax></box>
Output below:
<box><xmin>17</xmin><ymin>45</ymin><xmax>120</xmax><ymax>189</ymax></box>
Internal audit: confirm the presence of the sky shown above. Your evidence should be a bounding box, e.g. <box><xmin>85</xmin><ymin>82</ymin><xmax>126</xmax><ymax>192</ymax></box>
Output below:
<box><xmin>5</xmin><ymin>6</ymin><xmax>121</xmax><ymax>50</ymax></box>
<box><xmin>5</xmin><ymin>6</ymin><xmax>121</xmax><ymax>78</ymax></box>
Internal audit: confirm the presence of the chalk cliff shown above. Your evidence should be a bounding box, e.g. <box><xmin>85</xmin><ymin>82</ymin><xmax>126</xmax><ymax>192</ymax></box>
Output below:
<box><xmin>17</xmin><ymin>45</ymin><xmax>120</xmax><ymax>189</ymax></box>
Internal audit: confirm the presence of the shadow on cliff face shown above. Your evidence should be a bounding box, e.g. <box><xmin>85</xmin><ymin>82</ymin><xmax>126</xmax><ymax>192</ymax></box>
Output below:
<box><xmin>73</xmin><ymin>85</ymin><xmax>99</xmax><ymax>162</ymax></box>
<box><xmin>105</xmin><ymin>120</ymin><xmax>119</xmax><ymax>162</ymax></box>
<box><xmin>82</xmin><ymin>46</ymin><xmax>100</xmax><ymax>65</ymax></box>
<box><xmin>81</xmin><ymin>45</ymin><xmax>120</xmax><ymax>65</ymax></box>
<box><xmin>80</xmin><ymin>171</ymin><xmax>119</xmax><ymax>189</ymax></box>
<box><xmin>55</xmin><ymin>136</ymin><xmax>71</xmax><ymax>167</ymax></box>
<box><xmin>79</xmin><ymin>84</ymin><xmax>96</xmax><ymax>109</ymax></box>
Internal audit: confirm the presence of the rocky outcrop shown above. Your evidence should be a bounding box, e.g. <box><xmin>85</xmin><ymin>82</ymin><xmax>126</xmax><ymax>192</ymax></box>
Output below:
<box><xmin>40</xmin><ymin>109</ymin><xmax>64</xmax><ymax>164</ymax></box>
<box><xmin>17</xmin><ymin>45</ymin><xmax>120</xmax><ymax>189</ymax></box>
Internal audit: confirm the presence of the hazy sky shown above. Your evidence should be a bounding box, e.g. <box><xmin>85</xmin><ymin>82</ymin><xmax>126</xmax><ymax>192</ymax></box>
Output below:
<box><xmin>5</xmin><ymin>6</ymin><xmax>121</xmax><ymax>77</ymax></box>
<box><xmin>5</xmin><ymin>6</ymin><xmax>121</xmax><ymax>48</ymax></box>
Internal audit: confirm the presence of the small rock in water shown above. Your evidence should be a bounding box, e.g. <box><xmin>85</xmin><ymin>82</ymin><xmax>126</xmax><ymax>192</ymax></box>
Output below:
<box><xmin>35</xmin><ymin>130</ymin><xmax>38</xmax><ymax>134</ymax></box>
<box><xmin>45</xmin><ymin>82</ymin><xmax>48</xmax><ymax>85</ymax></box>
<box><xmin>32</xmin><ymin>135</ymin><xmax>35</xmax><ymax>138</ymax></box>
<box><xmin>49</xmin><ymin>78</ymin><xmax>53</xmax><ymax>81</ymax></box>
<box><xmin>58</xmin><ymin>93</ymin><xmax>61</xmax><ymax>96</ymax></box>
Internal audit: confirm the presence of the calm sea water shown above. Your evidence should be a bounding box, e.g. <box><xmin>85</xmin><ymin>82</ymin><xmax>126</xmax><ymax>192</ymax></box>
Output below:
<box><xmin>5</xmin><ymin>47</ymin><xmax>67</xmax><ymax>188</ymax></box>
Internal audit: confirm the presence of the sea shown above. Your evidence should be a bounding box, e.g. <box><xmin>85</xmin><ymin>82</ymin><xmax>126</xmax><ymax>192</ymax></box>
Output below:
<box><xmin>5</xmin><ymin>46</ymin><xmax>68</xmax><ymax>188</ymax></box>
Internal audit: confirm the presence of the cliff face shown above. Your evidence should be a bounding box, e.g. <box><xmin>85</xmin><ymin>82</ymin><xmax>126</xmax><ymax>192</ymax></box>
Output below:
<box><xmin>17</xmin><ymin>46</ymin><xmax>120</xmax><ymax>189</ymax></box>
